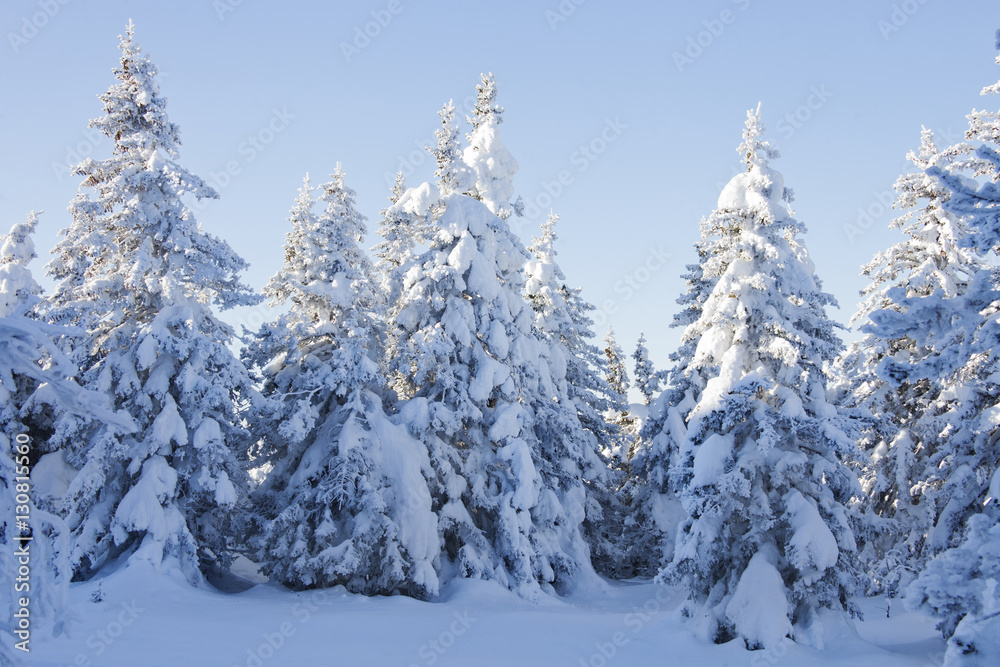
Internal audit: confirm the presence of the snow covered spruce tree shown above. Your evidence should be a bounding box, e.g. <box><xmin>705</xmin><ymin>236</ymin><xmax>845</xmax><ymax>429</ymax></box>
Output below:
<box><xmin>43</xmin><ymin>23</ymin><xmax>261</xmax><ymax>584</ymax></box>
<box><xmin>564</xmin><ymin>290</ymin><xmax>619</xmax><ymax>452</ymax></box>
<box><xmin>463</xmin><ymin>73</ymin><xmax>521</xmax><ymax>220</ymax></box>
<box><xmin>1</xmin><ymin>213</ymin><xmax>76</xmax><ymax>649</ymax></box>
<box><xmin>0</xmin><ymin>213</ymin><xmax>48</xmax><ymax>442</ymax></box>
<box><xmin>624</xmin><ymin>211</ymin><xmax>726</xmax><ymax>578</ymax></box>
<box><xmin>387</xmin><ymin>76</ymin><xmax>601</xmax><ymax>597</ymax></box>
<box><xmin>901</xmin><ymin>41</ymin><xmax>1000</xmax><ymax>660</ymax></box>
<box><xmin>833</xmin><ymin>128</ymin><xmax>985</xmax><ymax>595</ymax></box>
<box><xmin>602</xmin><ymin>327</ymin><xmax>635</xmax><ymax>461</ymax></box>
<box><xmin>655</xmin><ymin>106</ymin><xmax>865</xmax><ymax>649</ymax></box>
<box><xmin>523</xmin><ymin>212</ymin><xmax>624</xmax><ymax>577</ymax></box>
<box><xmin>908</xmin><ymin>503</ymin><xmax>1000</xmax><ymax>665</ymax></box>
<box><xmin>373</xmin><ymin>172</ymin><xmax>417</xmax><ymax>302</ymax></box>
<box><xmin>0</xmin><ymin>214</ymin><xmax>133</xmax><ymax>650</ymax></box>
<box><xmin>432</xmin><ymin>101</ymin><xmax>475</xmax><ymax>198</ymax></box>
<box><xmin>524</xmin><ymin>214</ymin><xmax>621</xmax><ymax>467</ymax></box>
<box><xmin>632</xmin><ymin>211</ymin><xmax>732</xmax><ymax>478</ymax></box>
<box><xmin>244</xmin><ymin>170</ymin><xmax>439</xmax><ymax>597</ymax></box>
<box><xmin>603</xmin><ymin>327</ymin><xmax>630</xmax><ymax>407</ymax></box>
<box><xmin>632</xmin><ymin>332</ymin><xmax>659</xmax><ymax>407</ymax></box>
<box><xmin>373</xmin><ymin>170</ymin><xmax>435</xmax><ymax>402</ymax></box>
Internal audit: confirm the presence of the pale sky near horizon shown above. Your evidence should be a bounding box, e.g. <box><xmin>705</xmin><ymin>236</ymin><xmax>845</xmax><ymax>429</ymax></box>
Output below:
<box><xmin>2</xmin><ymin>0</ymin><xmax>998</xmax><ymax>394</ymax></box>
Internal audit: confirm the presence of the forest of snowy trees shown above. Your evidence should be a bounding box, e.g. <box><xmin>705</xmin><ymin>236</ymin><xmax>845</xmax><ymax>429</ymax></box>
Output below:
<box><xmin>2</xmin><ymin>22</ymin><xmax>999</xmax><ymax>665</ymax></box>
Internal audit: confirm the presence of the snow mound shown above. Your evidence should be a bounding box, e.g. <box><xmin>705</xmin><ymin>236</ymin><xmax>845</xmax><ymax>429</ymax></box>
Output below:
<box><xmin>784</xmin><ymin>489</ymin><xmax>839</xmax><ymax>578</ymax></box>
<box><xmin>725</xmin><ymin>545</ymin><xmax>792</xmax><ymax>649</ymax></box>
<box><xmin>948</xmin><ymin>611</ymin><xmax>1000</xmax><ymax>666</ymax></box>
<box><xmin>393</xmin><ymin>181</ymin><xmax>436</xmax><ymax>218</ymax></box>
<box><xmin>717</xmin><ymin>163</ymin><xmax>787</xmax><ymax>214</ymax></box>
<box><xmin>690</xmin><ymin>433</ymin><xmax>733</xmax><ymax>487</ymax></box>
<box><xmin>463</xmin><ymin>122</ymin><xmax>519</xmax><ymax>218</ymax></box>
<box><xmin>31</xmin><ymin>450</ymin><xmax>77</xmax><ymax>500</ymax></box>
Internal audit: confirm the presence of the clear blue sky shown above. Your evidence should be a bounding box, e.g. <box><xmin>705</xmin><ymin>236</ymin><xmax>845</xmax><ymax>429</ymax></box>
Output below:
<box><xmin>2</xmin><ymin>0</ymin><xmax>998</xmax><ymax>387</ymax></box>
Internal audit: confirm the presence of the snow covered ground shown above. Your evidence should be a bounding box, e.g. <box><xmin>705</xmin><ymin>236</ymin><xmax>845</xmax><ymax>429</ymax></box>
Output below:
<box><xmin>24</xmin><ymin>561</ymin><xmax>945</xmax><ymax>667</ymax></box>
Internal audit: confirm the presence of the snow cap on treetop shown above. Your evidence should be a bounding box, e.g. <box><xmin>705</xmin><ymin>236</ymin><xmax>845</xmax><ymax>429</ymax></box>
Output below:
<box><xmin>738</xmin><ymin>102</ymin><xmax>780</xmax><ymax>171</ymax></box>
<box><xmin>0</xmin><ymin>211</ymin><xmax>42</xmax><ymax>318</ymax></box>
<box><xmin>1</xmin><ymin>211</ymin><xmax>39</xmax><ymax>268</ymax></box>
<box><xmin>718</xmin><ymin>107</ymin><xmax>792</xmax><ymax>214</ymax></box>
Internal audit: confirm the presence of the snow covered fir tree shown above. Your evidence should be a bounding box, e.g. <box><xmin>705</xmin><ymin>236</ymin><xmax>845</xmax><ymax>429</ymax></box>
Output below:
<box><xmin>894</xmin><ymin>46</ymin><xmax>1000</xmax><ymax>661</ymax></box>
<box><xmin>42</xmin><ymin>23</ymin><xmax>263</xmax><ymax>585</ymax></box>
<box><xmin>523</xmin><ymin>212</ymin><xmax>624</xmax><ymax>578</ymax></box>
<box><xmin>0</xmin><ymin>214</ymin><xmax>132</xmax><ymax>655</ymax></box>
<box><xmin>639</xmin><ymin>106</ymin><xmax>866</xmax><ymax>649</ymax></box>
<box><xmin>7</xmin><ymin>18</ymin><xmax>1000</xmax><ymax>666</ymax></box>
<box><xmin>833</xmin><ymin>127</ymin><xmax>987</xmax><ymax>596</ymax></box>
<box><xmin>243</xmin><ymin>170</ymin><xmax>439</xmax><ymax>597</ymax></box>
<box><xmin>601</xmin><ymin>327</ymin><xmax>636</xmax><ymax>461</ymax></box>
<box><xmin>383</xmin><ymin>73</ymin><xmax>608</xmax><ymax>597</ymax></box>
<box><xmin>632</xmin><ymin>332</ymin><xmax>659</xmax><ymax>407</ymax></box>
<box><xmin>624</xmin><ymin>195</ymin><xmax>728</xmax><ymax>580</ymax></box>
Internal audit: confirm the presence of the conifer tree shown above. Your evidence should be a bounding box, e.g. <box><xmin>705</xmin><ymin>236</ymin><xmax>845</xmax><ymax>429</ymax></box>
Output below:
<box><xmin>632</xmin><ymin>332</ymin><xmax>658</xmax><ymax>406</ymax></box>
<box><xmin>604</xmin><ymin>327</ymin><xmax>630</xmax><ymax>404</ymax></box>
<box><xmin>620</xmin><ymin>329</ymin><xmax>677</xmax><ymax>577</ymax></box>
<box><xmin>374</xmin><ymin>171</ymin><xmax>432</xmax><ymax>399</ymax></box>
<box><xmin>833</xmin><ymin>128</ymin><xmax>985</xmax><ymax>595</ymax></box>
<box><xmin>626</xmin><ymin>114</ymin><xmax>789</xmax><ymax>579</ymax></box>
<box><xmin>903</xmin><ymin>41</ymin><xmax>1000</xmax><ymax>660</ymax></box>
<box><xmin>602</xmin><ymin>327</ymin><xmax>635</xmax><ymax>461</ymax></box>
<box><xmin>0</xmin><ymin>213</ymin><xmax>42</xmax><ymax>319</ymax></box>
<box><xmin>563</xmin><ymin>288</ymin><xmax>617</xmax><ymax>443</ymax></box>
<box><xmin>245</xmin><ymin>169</ymin><xmax>439</xmax><ymax>597</ymax></box>
<box><xmin>600</xmin><ymin>324</ymin><xmax>636</xmax><ymax>579</ymax></box>
<box><xmin>431</xmin><ymin>102</ymin><xmax>473</xmax><ymax>197</ymax></box>
<box><xmin>389</xmin><ymin>77</ymin><xmax>599</xmax><ymax>597</ymax></box>
<box><xmin>524</xmin><ymin>212</ymin><xmax>624</xmax><ymax>577</ymax></box>
<box><xmin>463</xmin><ymin>73</ymin><xmax>519</xmax><ymax>220</ymax></box>
<box><xmin>1</xmin><ymin>214</ymin><xmax>132</xmax><ymax>647</ymax></box>
<box><xmin>390</xmin><ymin>190</ymin><xmax>536</xmax><ymax>594</ymax></box>
<box><xmin>44</xmin><ymin>23</ymin><xmax>261</xmax><ymax>583</ymax></box>
<box><xmin>524</xmin><ymin>213</ymin><xmax>619</xmax><ymax>457</ymax></box>
<box><xmin>373</xmin><ymin>172</ymin><xmax>417</xmax><ymax>291</ymax></box>
<box><xmin>638</xmin><ymin>197</ymin><xmax>742</xmax><ymax>461</ymax></box>
<box><xmin>656</xmin><ymin>106</ymin><xmax>864</xmax><ymax>648</ymax></box>
<box><xmin>866</xmin><ymin>74</ymin><xmax>1000</xmax><ymax>560</ymax></box>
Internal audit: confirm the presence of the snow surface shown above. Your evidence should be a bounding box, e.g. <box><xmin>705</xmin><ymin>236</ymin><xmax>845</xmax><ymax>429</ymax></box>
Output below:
<box><xmin>21</xmin><ymin>562</ymin><xmax>947</xmax><ymax>667</ymax></box>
